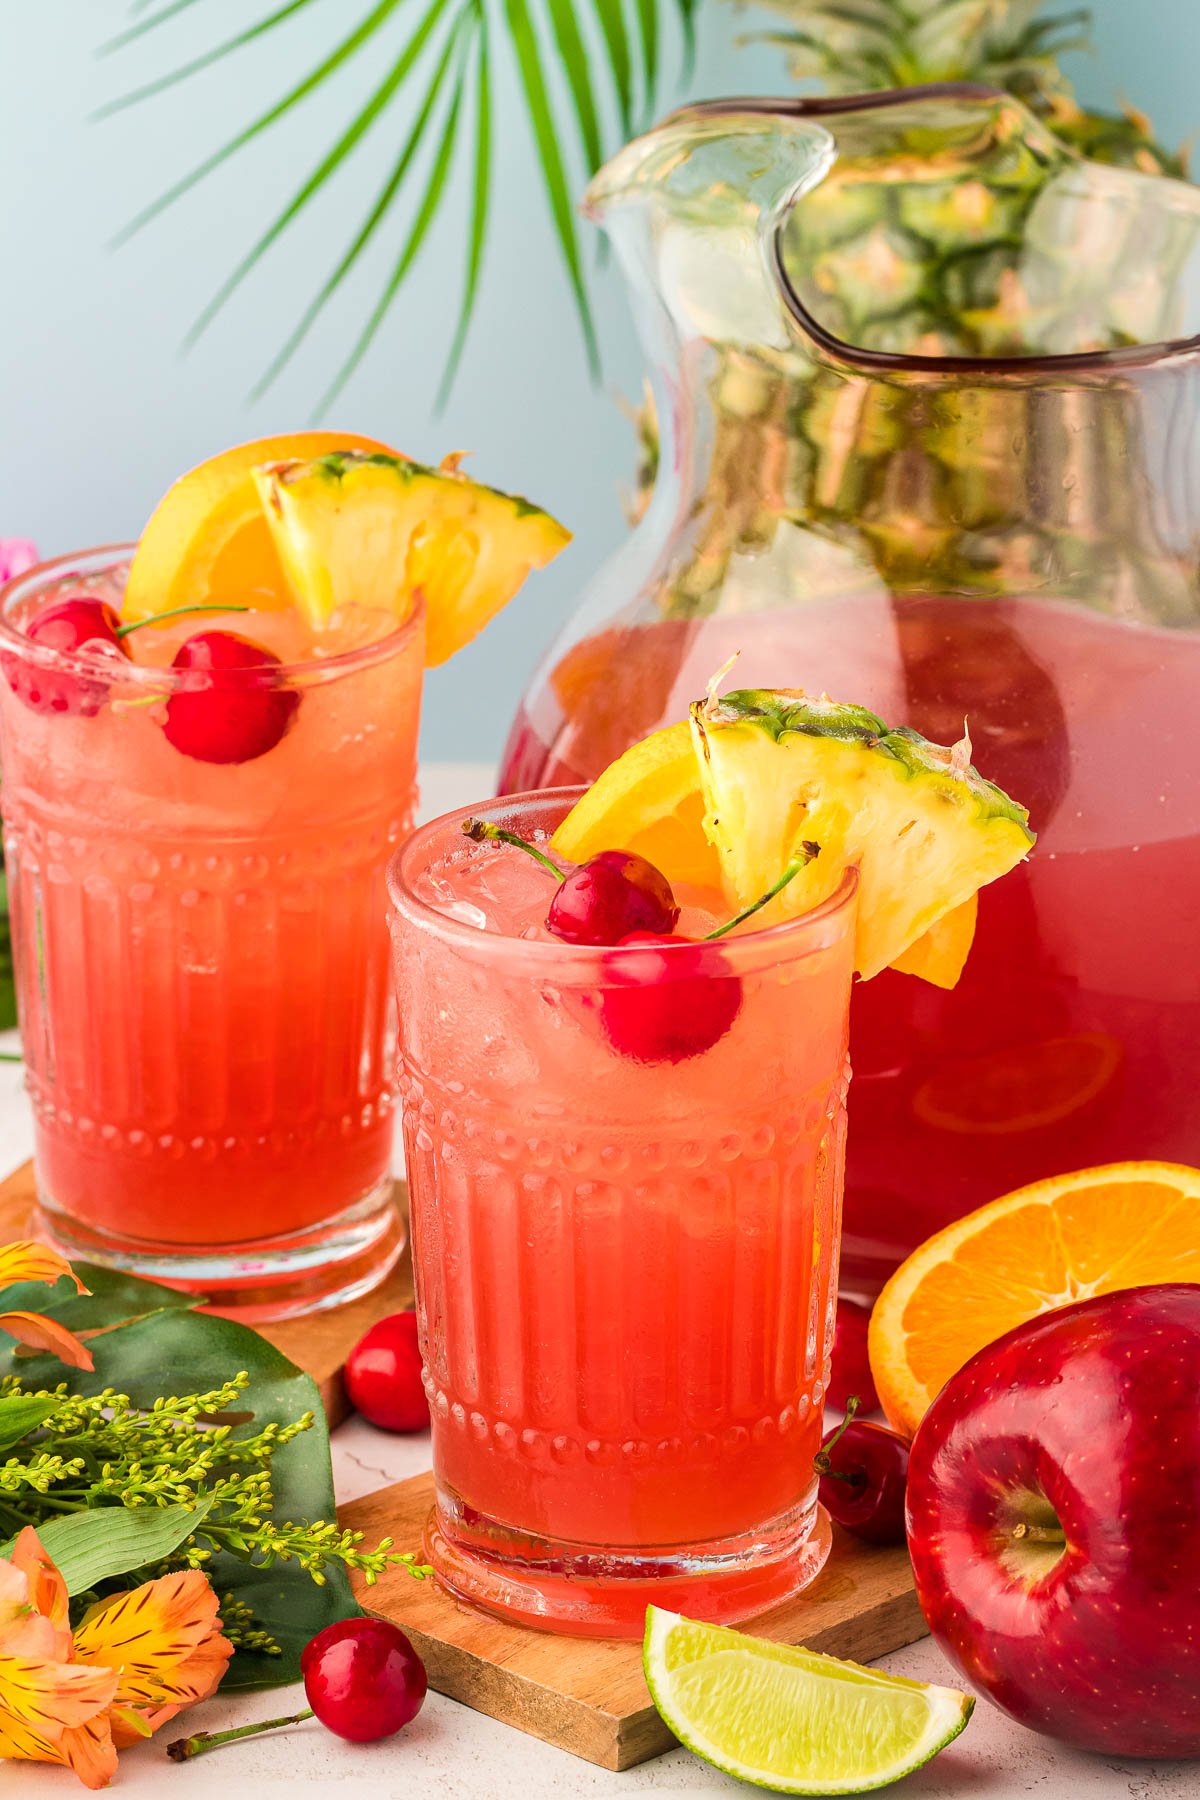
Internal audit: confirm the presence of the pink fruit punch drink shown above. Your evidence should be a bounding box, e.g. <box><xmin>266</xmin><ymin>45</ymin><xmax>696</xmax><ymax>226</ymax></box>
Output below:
<box><xmin>0</xmin><ymin>548</ymin><xmax>424</xmax><ymax>1319</ymax></box>
<box><xmin>389</xmin><ymin>790</ymin><xmax>857</xmax><ymax>1636</ymax></box>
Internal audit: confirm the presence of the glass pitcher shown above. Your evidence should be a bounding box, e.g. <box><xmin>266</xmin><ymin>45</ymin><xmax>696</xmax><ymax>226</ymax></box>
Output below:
<box><xmin>500</xmin><ymin>86</ymin><xmax>1200</xmax><ymax>1292</ymax></box>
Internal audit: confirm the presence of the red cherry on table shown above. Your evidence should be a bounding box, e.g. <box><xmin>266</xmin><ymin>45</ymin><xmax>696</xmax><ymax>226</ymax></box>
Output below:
<box><xmin>816</xmin><ymin>1408</ymin><xmax>909</xmax><ymax>1545</ymax></box>
<box><xmin>826</xmin><ymin>1297</ymin><xmax>880</xmax><ymax>1414</ymax></box>
<box><xmin>344</xmin><ymin>1311</ymin><xmax>429</xmax><ymax>1432</ymax></box>
<box><xmin>301</xmin><ymin>1618</ymin><xmax>427</xmax><ymax>1743</ymax></box>
<box><xmin>3</xmin><ymin>595</ymin><xmax>130</xmax><ymax>716</ymax></box>
<box><xmin>164</xmin><ymin>631</ymin><xmax>299</xmax><ymax>764</ymax></box>
<box><xmin>599</xmin><ymin>931</ymin><xmax>742</xmax><ymax>1063</ymax></box>
<box><xmin>547</xmin><ymin>849</ymin><xmax>680</xmax><ymax>946</ymax></box>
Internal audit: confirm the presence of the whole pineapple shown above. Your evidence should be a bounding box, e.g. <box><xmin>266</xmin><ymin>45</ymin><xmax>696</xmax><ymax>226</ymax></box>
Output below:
<box><xmin>626</xmin><ymin>1</ymin><xmax>1188</xmax><ymax>528</ymax></box>
<box><xmin>753</xmin><ymin>0</ymin><xmax>1186</xmax><ymax>177</ymax></box>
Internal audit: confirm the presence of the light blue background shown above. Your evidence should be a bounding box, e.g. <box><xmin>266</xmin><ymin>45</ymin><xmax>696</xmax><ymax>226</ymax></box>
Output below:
<box><xmin>3</xmin><ymin>1</ymin><xmax>1198</xmax><ymax>760</ymax></box>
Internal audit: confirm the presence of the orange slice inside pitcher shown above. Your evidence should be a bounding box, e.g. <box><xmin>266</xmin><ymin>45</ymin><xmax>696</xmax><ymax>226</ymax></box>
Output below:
<box><xmin>911</xmin><ymin>1030</ymin><xmax>1121</xmax><ymax>1134</ymax></box>
<box><xmin>869</xmin><ymin>1160</ymin><xmax>1200</xmax><ymax>1435</ymax></box>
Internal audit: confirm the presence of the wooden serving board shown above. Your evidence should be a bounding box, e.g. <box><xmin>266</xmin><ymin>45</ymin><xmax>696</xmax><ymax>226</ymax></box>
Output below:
<box><xmin>0</xmin><ymin>1159</ymin><xmax>412</xmax><ymax>1425</ymax></box>
<box><xmin>342</xmin><ymin>1471</ymin><xmax>927</xmax><ymax>1772</ymax></box>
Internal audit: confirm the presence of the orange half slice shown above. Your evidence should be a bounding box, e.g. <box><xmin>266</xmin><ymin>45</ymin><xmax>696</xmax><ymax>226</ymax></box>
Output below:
<box><xmin>122</xmin><ymin>430</ymin><xmax>393</xmax><ymax>622</ymax></box>
<box><xmin>869</xmin><ymin>1160</ymin><xmax>1200</xmax><ymax>1435</ymax></box>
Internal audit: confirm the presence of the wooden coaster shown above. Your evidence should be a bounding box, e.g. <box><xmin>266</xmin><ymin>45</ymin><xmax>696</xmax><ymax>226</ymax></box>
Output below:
<box><xmin>341</xmin><ymin>1470</ymin><xmax>926</xmax><ymax>1772</ymax></box>
<box><xmin>0</xmin><ymin>1159</ymin><xmax>412</xmax><ymax>1426</ymax></box>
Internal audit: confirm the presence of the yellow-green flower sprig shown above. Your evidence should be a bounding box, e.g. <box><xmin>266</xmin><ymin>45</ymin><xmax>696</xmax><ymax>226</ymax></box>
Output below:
<box><xmin>0</xmin><ymin>1372</ymin><xmax>431</xmax><ymax>1609</ymax></box>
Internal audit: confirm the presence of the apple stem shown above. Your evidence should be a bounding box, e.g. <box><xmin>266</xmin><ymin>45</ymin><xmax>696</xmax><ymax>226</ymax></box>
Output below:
<box><xmin>812</xmin><ymin>1395</ymin><xmax>862</xmax><ymax>1481</ymax></box>
<box><xmin>462</xmin><ymin>818</ymin><xmax>566</xmax><ymax>883</ymax></box>
<box><xmin>1011</xmin><ymin>1520</ymin><xmax>1067</xmax><ymax>1547</ymax></box>
<box><xmin>704</xmin><ymin>843</ymin><xmax>820</xmax><ymax>941</ymax></box>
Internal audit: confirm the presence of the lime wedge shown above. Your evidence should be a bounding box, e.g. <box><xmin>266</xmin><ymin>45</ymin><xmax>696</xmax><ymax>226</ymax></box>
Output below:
<box><xmin>644</xmin><ymin>1607</ymin><xmax>973</xmax><ymax>1795</ymax></box>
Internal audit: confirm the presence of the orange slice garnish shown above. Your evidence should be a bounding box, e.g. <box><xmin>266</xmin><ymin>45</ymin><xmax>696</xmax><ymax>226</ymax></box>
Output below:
<box><xmin>868</xmin><ymin>1160</ymin><xmax>1200</xmax><ymax>1434</ymax></box>
<box><xmin>122</xmin><ymin>430</ymin><xmax>394</xmax><ymax>623</ymax></box>
<box><xmin>911</xmin><ymin>1030</ymin><xmax>1121</xmax><ymax>1135</ymax></box>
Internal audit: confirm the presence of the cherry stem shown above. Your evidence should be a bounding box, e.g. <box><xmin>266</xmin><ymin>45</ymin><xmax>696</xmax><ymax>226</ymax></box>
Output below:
<box><xmin>812</xmin><ymin>1394</ymin><xmax>862</xmax><ymax>1480</ymax></box>
<box><xmin>166</xmin><ymin>1709</ymin><xmax>314</xmax><ymax>1762</ymax></box>
<box><xmin>462</xmin><ymin>818</ymin><xmax>565</xmax><ymax>882</ymax></box>
<box><xmin>115</xmin><ymin>604</ymin><xmax>251</xmax><ymax>639</ymax></box>
<box><xmin>705</xmin><ymin>842</ymin><xmax>821</xmax><ymax>940</ymax></box>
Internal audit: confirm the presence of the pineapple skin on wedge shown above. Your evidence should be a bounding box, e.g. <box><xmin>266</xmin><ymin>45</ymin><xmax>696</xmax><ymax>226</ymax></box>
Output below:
<box><xmin>255</xmin><ymin>450</ymin><xmax>570</xmax><ymax>664</ymax></box>
<box><xmin>691</xmin><ymin>689</ymin><xmax>1034</xmax><ymax>981</ymax></box>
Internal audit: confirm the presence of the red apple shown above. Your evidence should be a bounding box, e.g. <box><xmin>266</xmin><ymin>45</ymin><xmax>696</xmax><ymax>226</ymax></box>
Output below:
<box><xmin>906</xmin><ymin>1283</ymin><xmax>1200</xmax><ymax>1758</ymax></box>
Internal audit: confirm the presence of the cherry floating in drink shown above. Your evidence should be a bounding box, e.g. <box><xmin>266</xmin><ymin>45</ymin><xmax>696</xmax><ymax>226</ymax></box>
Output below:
<box><xmin>164</xmin><ymin>630</ymin><xmax>300</xmax><ymax>765</ymax></box>
<box><xmin>4</xmin><ymin>594</ymin><xmax>129</xmax><ymax>716</ymax></box>
<box><xmin>548</xmin><ymin>847</ymin><xmax>679</xmax><ymax>944</ymax></box>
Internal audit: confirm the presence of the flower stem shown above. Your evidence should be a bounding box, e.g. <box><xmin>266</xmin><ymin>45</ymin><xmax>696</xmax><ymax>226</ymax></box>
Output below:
<box><xmin>462</xmin><ymin>817</ymin><xmax>566</xmax><ymax>882</ymax></box>
<box><xmin>705</xmin><ymin>842</ymin><xmax>820</xmax><ymax>940</ymax></box>
<box><xmin>166</xmin><ymin>1709</ymin><xmax>314</xmax><ymax>1762</ymax></box>
<box><xmin>116</xmin><ymin>604</ymin><xmax>250</xmax><ymax>638</ymax></box>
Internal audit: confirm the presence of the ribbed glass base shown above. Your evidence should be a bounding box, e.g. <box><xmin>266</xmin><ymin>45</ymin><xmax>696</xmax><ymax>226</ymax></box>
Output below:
<box><xmin>34</xmin><ymin>1175</ymin><xmax>405</xmax><ymax>1323</ymax></box>
<box><xmin>425</xmin><ymin>1488</ymin><xmax>833</xmax><ymax>1638</ymax></box>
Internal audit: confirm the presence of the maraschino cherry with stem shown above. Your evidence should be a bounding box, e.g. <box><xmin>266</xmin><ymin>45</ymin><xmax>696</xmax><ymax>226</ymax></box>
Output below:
<box><xmin>461</xmin><ymin>823</ymin><xmax>680</xmax><ymax>943</ymax></box>
<box><xmin>168</xmin><ymin>1618</ymin><xmax>428</xmax><ymax>1761</ymax></box>
<box><xmin>461</xmin><ymin>820</ymin><xmax>818</xmax><ymax>1062</ymax></box>
<box><xmin>3</xmin><ymin>596</ymin><xmax>245</xmax><ymax>718</ymax></box>
<box><xmin>815</xmin><ymin>1395</ymin><xmax>910</xmax><ymax>1546</ymax></box>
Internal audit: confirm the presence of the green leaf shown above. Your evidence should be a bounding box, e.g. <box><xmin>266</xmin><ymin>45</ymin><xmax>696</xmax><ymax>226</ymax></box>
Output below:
<box><xmin>37</xmin><ymin>1305</ymin><xmax>356</xmax><ymax>1689</ymax></box>
<box><xmin>504</xmin><ymin>0</ymin><xmax>599</xmax><ymax>371</ymax></box>
<box><xmin>0</xmin><ymin>1498</ymin><xmax>215</xmax><ymax>1596</ymax></box>
<box><xmin>674</xmin><ymin>0</ymin><xmax>696</xmax><ymax>73</ymax></box>
<box><xmin>0</xmin><ymin>1265</ymin><xmax>199</xmax><ymax>1379</ymax></box>
<box><xmin>187</xmin><ymin>0</ymin><xmax>457</xmax><ymax>346</ymax></box>
<box><xmin>632</xmin><ymin>0</ymin><xmax>658</xmax><ymax>117</ymax></box>
<box><xmin>544</xmin><ymin>0</ymin><xmax>604</xmax><ymax>176</ymax></box>
<box><xmin>101</xmin><ymin>0</ymin><xmax>307</xmax><ymax>58</ymax></box>
<box><xmin>250</xmin><ymin>0</ymin><xmax>464</xmax><ymax>397</ymax></box>
<box><xmin>98</xmin><ymin>0</ymin><xmax>329</xmax><ymax>109</ymax></box>
<box><xmin>0</xmin><ymin>1392</ymin><xmax>61</xmax><ymax>1453</ymax></box>
<box><xmin>320</xmin><ymin>26</ymin><xmax>472</xmax><ymax>409</ymax></box>
<box><xmin>103</xmin><ymin>0</ymin><xmax>689</xmax><ymax>400</ymax></box>
<box><xmin>108</xmin><ymin>0</ymin><xmax>406</xmax><ymax>241</ymax></box>
<box><xmin>437</xmin><ymin>9</ymin><xmax>493</xmax><ymax>407</ymax></box>
<box><xmin>589</xmin><ymin>0</ymin><xmax>634</xmax><ymax>138</ymax></box>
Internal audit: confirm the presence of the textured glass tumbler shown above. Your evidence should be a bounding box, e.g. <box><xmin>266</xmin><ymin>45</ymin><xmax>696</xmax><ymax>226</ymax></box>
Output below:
<box><xmin>389</xmin><ymin>790</ymin><xmax>857</xmax><ymax>1636</ymax></box>
<box><xmin>0</xmin><ymin>548</ymin><xmax>424</xmax><ymax>1320</ymax></box>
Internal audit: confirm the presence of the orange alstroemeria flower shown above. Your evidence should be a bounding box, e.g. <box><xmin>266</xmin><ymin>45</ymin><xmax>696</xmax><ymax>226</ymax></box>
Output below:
<box><xmin>0</xmin><ymin>1529</ymin><xmax>234</xmax><ymax>1789</ymax></box>
<box><xmin>0</xmin><ymin>1240</ymin><xmax>93</xmax><ymax>1371</ymax></box>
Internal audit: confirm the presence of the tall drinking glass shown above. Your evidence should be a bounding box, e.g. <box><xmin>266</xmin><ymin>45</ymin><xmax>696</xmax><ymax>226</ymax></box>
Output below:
<box><xmin>0</xmin><ymin>547</ymin><xmax>424</xmax><ymax>1319</ymax></box>
<box><xmin>389</xmin><ymin>790</ymin><xmax>857</xmax><ymax>1636</ymax></box>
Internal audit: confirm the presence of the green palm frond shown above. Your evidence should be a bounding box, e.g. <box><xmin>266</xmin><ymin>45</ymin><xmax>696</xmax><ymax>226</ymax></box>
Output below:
<box><xmin>102</xmin><ymin>0</ymin><xmax>692</xmax><ymax>404</ymax></box>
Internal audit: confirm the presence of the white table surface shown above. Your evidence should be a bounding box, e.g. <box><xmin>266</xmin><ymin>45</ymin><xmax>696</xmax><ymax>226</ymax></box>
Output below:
<box><xmin>7</xmin><ymin>763</ymin><xmax>1177</xmax><ymax>1798</ymax></box>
